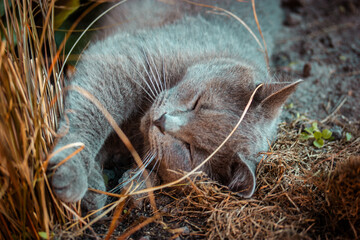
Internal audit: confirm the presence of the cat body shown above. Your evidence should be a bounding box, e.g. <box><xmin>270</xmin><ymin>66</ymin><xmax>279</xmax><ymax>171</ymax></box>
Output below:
<box><xmin>49</xmin><ymin>0</ymin><xmax>300</xmax><ymax>212</ymax></box>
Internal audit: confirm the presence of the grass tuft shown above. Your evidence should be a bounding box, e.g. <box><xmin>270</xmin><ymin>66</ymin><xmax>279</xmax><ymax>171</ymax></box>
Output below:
<box><xmin>0</xmin><ymin>0</ymin><xmax>74</xmax><ymax>238</ymax></box>
<box><xmin>161</xmin><ymin>120</ymin><xmax>359</xmax><ymax>239</ymax></box>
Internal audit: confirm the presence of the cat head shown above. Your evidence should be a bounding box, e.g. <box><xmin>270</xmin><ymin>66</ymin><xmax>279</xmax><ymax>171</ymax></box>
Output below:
<box><xmin>140</xmin><ymin>58</ymin><xmax>301</xmax><ymax>197</ymax></box>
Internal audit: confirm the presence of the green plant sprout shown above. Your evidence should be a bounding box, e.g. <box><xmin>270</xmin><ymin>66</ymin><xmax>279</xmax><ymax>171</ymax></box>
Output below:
<box><xmin>285</xmin><ymin>102</ymin><xmax>294</xmax><ymax>109</ymax></box>
<box><xmin>301</xmin><ymin>122</ymin><xmax>334</xmax><ymax>148</ymax></box>
<box><xmin>38</xmin><ymin>231</ymin><xmax>55</xmax><ymax>239</ymax></box>
<box><xmin>345</xmin><ymin>132</ymin><xmax>352</xmax><ymax>141</ymax></box>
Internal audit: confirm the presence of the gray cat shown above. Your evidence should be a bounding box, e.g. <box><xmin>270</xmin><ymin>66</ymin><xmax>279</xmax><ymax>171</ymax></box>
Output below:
<box><xmin>49</xmin><ymin>0</ymin><xmax>301</xmax><ymax>212</ymax></box>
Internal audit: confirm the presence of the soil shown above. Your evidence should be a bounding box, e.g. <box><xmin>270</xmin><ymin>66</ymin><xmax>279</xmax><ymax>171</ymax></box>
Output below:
<box><xmin>75</xmin><ymin>0</ymin><xmax>360</xmax><ymax>239</ymax></box>
<box><xmin>276</xmin><ymin>0</ymin><xmax>360</xmax><ymax>128</ymax></box>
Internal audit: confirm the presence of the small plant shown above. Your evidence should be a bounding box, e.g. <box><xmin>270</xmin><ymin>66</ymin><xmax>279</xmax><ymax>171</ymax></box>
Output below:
<box><xmin>285</xmin><ymin>102</ymin><xmax>294</xmax><ymax>109</ymax></box>
<box><xmin>301</xmin><ymin>122</ymin><xmax>334</xmax><ymax>148</ymax></box>
<box><xmin>345</xmin><ymin>132</ymin><xmax>352</xmax><ymax>141</ymax></box>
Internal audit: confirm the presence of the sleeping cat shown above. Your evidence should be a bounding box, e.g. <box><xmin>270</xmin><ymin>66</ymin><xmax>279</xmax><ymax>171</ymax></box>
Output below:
<box><xmin>49</xmin><ymin>0</ymin><xmax>301</xmax><ymax>212</ymax></box>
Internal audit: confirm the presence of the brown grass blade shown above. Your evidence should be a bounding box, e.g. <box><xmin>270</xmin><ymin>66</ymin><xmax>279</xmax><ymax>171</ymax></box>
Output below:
<box><xmin>117</xmin><ymin>214</ymin><xmax>161</xmax><ymax>240</ymax></box>
<box><xmin>251</xmin><ymin>0</ymin><xmax>270</xmax><ymax>71</ymax></box>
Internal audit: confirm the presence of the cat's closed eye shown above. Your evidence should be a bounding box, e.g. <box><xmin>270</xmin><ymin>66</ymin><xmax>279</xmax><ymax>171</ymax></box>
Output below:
<box><xmin>192</xmin><ymin>96</ymin><xmax>201</xmax><ymax>111</ymax></box>
<box><xmin>184</xmin><ymin>142</ymin><xmax>192</xmax><ymax>154</ymax></box>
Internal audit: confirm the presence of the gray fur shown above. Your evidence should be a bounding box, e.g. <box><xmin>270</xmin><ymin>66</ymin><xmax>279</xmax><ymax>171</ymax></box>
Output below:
<box><xmin>49</xmin><ymin>0</ymin><xmax>299</xmax><ymax>212</ymax></box>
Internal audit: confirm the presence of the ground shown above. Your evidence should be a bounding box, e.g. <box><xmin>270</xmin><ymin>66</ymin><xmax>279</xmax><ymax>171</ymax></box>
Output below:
<box><xmin>278</xmin><ymin>0</ymin><xmax>360</xmax><ymax>126</ymax></box>
<box><xmin>71</xmin><ymin>0</ymin><xmax>360</xmax><ymax>239</ymax></box>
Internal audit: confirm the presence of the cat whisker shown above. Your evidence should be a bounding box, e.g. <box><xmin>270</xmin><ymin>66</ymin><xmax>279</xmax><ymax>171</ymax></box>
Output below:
<box><xmin>139</xmin><ymin>59</ymin><xmax>159</xmax><ymax>98</ymax></box>
<box><xmin>115</xmin><ymin>153</ymin><xmax>156</xmax><ymax>193</ymax></box>
<box><xmin>131</xmin><ymin>68</ymin><xmax>157</xmax><ymax>101</ymax></box>
<box><xmin>133</xmin><ymin>151</ymin><xmax>154</xmax><ymax>172</ymax></box>
<box><xmin>129</xmin><ymin>131</ymin><xmax>145</xmax><ymax>139</ymax></box>
<box><xmin>136</xmin><ymin>103</ymin><xmax>146</xmax><ymax>115</ymax></box>
<box><xmin>154</xmin><ymin>61</ymin><xmax>164</xmax><ymax>93</ymax></box>
<box><xmin>162</xmin><ymin>58</ymin><xmax>168</xmax><ymax>90</ymax></box>
<box><xmin>146</xmin><ymin>56</ymin><xmax>162</xmax><ymax>94</ymax></box>
<box><xmin>105</xmin><ymin>151</ymin><xmax>157</xmax><ymax>197</ymax></box>
<box><xmin>152</xmin><ymin>91</ymin><xmax>166</xmax><ymax>111</ymax></box>
<box><xmin>142</xmin><ymin>47</ymin><xmax>162</xmax><ymax>94</ymax></box>
<box><xmin>133</xmin><ymin>156</ymin><xmax>160</xmax><ymax>192</ymax></box>
<box><xmin>144</xmin><ymin>46</ymin><xmax>164</xmax><ymax>93</ymax></box>
<box><xmin>129</xmin><ymin>60</ymin><xmax>157</xmax><ymax>101</ymax></box>
<box><xmin>140</xmin><ymin>48</ymin><xmax>161</xmax><ymax>97</ymax></box>
<box><xmin>129</xmin><ymin>72</ymin><xmax>156</xmax><ymax>101</ymax></box>
<box><xmin>145</xmin><ymin>153</ymin><xmax>161</xmax><ymax>180</ymax></box>
<box><xmin>141</xmin><ymin>94</ymin><xmax>153</xmax><ymax>104</ymax></box>
<box><xmin>143</xmin><ymin>140</ymin><xmax>162</xmax><ymax>181</ymax></box>
<box><xmin>134</xmin><ymin>153</ymin><xmax>157</xmax><ymax>185</ymax></box>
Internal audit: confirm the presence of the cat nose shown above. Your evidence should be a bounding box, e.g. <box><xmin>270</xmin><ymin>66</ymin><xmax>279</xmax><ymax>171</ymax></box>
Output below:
<box><xmin>153</xmin><ymin>113</ymin><xmax>166</xmax><ymax>134</ymax></box>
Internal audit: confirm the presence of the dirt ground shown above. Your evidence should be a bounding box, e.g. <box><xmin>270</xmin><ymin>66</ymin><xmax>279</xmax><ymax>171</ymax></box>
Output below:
<box><xmin>72</xmin><ymin>0</ymin><xmax>360</xmax><ymax>239</ymax></box>
<box><xmin>277</xmin><ymin>0</ymin><xmax>360</xmax><ymax>126</ymax></box>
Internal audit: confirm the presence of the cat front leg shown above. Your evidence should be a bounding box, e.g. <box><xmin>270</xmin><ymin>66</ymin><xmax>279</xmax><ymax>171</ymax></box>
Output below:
<box><xmin>48</xmin><ymin>78</ymin><xmax>141</xmax><ymax>210</ymax></box>
<box><xmin>48</xmin><ymin>146</ymin><xmax>89</xmax><ymax>202</ymax></box>
<box><xmin>48</xmin><ymin>130</ymin><xmax>107</xmax><ymax>205</ymax></box>
<box><xmin>49</xmin><ymin>146</ymin><xmax>106</xmax><ymax>214</ymax></box>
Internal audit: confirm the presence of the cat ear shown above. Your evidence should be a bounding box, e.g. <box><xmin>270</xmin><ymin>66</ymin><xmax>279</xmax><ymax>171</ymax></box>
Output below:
<box><xmin>228</xmin><ymin>153</ymin><xmax>257</xmax><ymax>198</ymax></box>
<box><xmin>257</xmin><ymin>79</ymin><xmax>303</xmax><ymax>118</ymax></box>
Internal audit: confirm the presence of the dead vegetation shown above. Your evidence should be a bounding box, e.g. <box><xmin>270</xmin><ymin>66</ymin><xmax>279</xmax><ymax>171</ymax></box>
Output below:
<box><xmin>163</xmin><ymin>121</ymin><xmax>359</xmax><ymax>239</ymax></box>
<box><xmin>0</xmin><ymin>0</ymin><xmax>82</xmax><ymax>238</ymax></box>
<box><xmin>0</xmin><ymin>0</ymin><xmax>359</xmax><ymax>239</ymax></box>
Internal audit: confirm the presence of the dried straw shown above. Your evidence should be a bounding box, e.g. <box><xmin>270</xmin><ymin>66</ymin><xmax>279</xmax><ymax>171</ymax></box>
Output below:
<box><xmin>0</xmin><ymin>0</ymin><xmax>93</xmax><ymax>238</ymax></box>
<box><xmin>162</xmin><ymin>120</ymin><xmax>359</xmax><ymax>239</ymax></box>
<box><xmin>1</xmin><ymin>1</ymin><xmax>359</xmax><ymax>239</ymax></box>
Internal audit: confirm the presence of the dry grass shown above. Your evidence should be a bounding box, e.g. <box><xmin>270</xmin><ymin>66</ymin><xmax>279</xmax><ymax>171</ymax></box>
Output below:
<box><xmin>164</xmin><ymin>120</ymin><xmax>359</xmax><ymax>239</ymax></box>
<box><xmin>0</xmin><ymin>0</ymin><xmax>80</xmax><ymax>238</ymax></box>
<box><xmin>1</xmin><ymin>0</ymin><xmax>359</xmax><ymax>239</ymax></box>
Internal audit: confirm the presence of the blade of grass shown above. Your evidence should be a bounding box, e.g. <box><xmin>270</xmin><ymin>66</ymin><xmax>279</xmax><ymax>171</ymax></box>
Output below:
<box><xmin>183</xmin><ymin>0</ymin><xmax>264</xmax><ymax>52</ymax></box>
<box><xmin>251</xmin><ymin>0</ymin><xmax>269</xmax><ymax>71</ymax></box>
<box><xmin>117</xmin><ymin>214</ymin><xmax>161</xmax><ymax>240</ymax></box>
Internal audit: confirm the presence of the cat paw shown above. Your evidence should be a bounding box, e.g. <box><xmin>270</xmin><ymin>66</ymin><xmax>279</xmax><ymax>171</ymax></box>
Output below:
<box><xmin>81</xmin><ymin>167</ymin><xmax>107</xmax><ymax>215</ymax></box>
<box><xmin>48</xmin><ymin>153</ymin><xmax>88</xmax><ymax>203</ymax></box>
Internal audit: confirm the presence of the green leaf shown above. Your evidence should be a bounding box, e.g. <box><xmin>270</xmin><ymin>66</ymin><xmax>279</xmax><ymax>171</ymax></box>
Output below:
<box><xmin>285</xmin><ymin>103</ymin><xmax>294</xmax><ymax>109</ymax></box>
<box><xmin>313</xmin><ymin>131</ymin><xmax>322</xmax><ymax>140</ymax></box>
<box><xmin>0</xmin><ymin>0</ymin><xmax>11</xmax><ymax>17</ymax></box>
<box><xmin>312</xmin><ymin>122</ymin><xmax>319</xmax><ymax>131</ymax></box>
<box><xmin>339</xmin><ymin>55</ymin><xmax>347</xmax><ymax>61</ymax></box>
<box><xmin>339</xmin><ymin>5</ymin><xmax>346</xmax><ymax>13</ymax></box>
<box><xmin>346</xmin><ymin>132</ymin><xmax>352</xmax><ymax>141</ymax></box>
<box><xmin>54</xmin><ymin>0</ymin><xmax>80</xmax><ymax>29</ymax></box>
<box><xmin>300</xmin><ymin>132</ymin><xmax>311</xmax><ymax>140</ymax></box>
<box><xmin>322</xmin><ymin>129</ymin><xmax>332</xmax><ymax>139</ymax></box>
<box><xmin>38</xmin><ymin>232</ymin><xmax>48</xmax><ymax>239</ymax></box>
<box><xmin>103</xmin><ymin>174</ymin><xmax>109</xmax><ymax>186</ymax></box>
<box><xmin>0</xmin><ymin>1</ymin><xmax>5</xmax><ymax>17</ymax></box>
<box><xmin>313</xmin><ymin>139</ymin><xmax>324</xmax><ymax>148</ymax></box>
<box><xmin>289</xmin><ymin>61</ymin><xmax>297</xmax><ymax>67</ymax></box>
<box><xmin>304</xmin><ymin>127</ymin><xmax>314</xmax><ymax>135</ymax></box>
